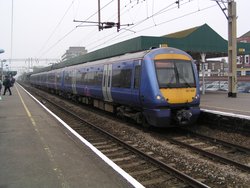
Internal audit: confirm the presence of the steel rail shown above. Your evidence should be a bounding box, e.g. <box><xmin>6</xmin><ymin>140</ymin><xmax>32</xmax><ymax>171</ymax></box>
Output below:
<box><xmin>181</xmin><ymin>129</ymin><xmax>250</xmax><ymax>154</ymax></box>
<box><xmin>165</xmin><ymin>136</ymin><xmax>250</xmax><ymax>172</ymax></box>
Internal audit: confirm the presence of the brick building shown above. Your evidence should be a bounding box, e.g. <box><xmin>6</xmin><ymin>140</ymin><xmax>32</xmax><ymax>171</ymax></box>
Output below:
<box><xmin>237</xmin><ymin>30</ymin><xmax>250</xmax><ymax>76</ymax></box>
<box><xmin>61</xmin><ymin>47</ymin><xmax>87</xmax><ymax>61</ymax></box>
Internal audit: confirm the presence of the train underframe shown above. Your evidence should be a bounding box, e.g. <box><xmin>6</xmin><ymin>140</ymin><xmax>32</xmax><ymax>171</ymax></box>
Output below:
<box><xmin>34</xmin><ymin>85</ymin><xmax>199</xmax><ymax>128</ymax></box>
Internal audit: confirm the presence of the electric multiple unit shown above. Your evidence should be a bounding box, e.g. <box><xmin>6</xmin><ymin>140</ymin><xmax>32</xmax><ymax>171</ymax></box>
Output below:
<box><xmin>30</xmin><ymin>47</ymin><xmax>200</xmax><ymax>127</ymax></box>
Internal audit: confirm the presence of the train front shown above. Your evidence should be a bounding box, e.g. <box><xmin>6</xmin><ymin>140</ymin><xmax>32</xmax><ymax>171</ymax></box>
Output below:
<box><xmin>142</xmin><ymin>47</ymin><xmax>200</xmax><ymax>127</ymax></box>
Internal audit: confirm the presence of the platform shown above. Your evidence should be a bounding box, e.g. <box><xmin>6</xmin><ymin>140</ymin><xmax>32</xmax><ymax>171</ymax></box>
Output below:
<box><xmin>0</xmin><ymin>84</ymin><xmax>137</xmax><ymax>188</ymax></box>
<box><xmin>200</xmin><ymin>92</ymin><xmax>250</xmax><ymax>118</ymax></box>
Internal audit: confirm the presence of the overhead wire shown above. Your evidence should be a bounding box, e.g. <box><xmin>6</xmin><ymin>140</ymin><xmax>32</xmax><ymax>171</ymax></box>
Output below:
<box><xmin>82</xmin><ymin>0</ymin><xmax>146</xmax><ymax>50</ymax></box>
<box><xmin>75</xmin><ymin>0</ymin><xmax>117</xmax><ymax>47</ymax></box>
<box><xmin>39</xmin><ymin>28</ymin><xmax>76</xmax><ymax>59</ymax></box>
<box><xmin>151</xmin><ymin>0</ymin><xmax>157</xmax><ymax>26</ymax></box>
<box><xmin>38</xmin><ymin>0</ymin><xmax>148</xmax><ymax>57</ymax></box>
<box><xmin>88</xmin><ymin>1</ymin><xmax>217</xmax><ymax>52</ymax></box>
<box><xmin>76</xmin><ymin>0</ymin><xmax>137</xmax><ymax>48</ymax></box>
<box><xmin>86</xmin><ymin>0</ymin><xmax>173</xmax><ymax>51</ymax></box>
<box><xmin>39</xmin><ymin>0</ymin><xmax>115</xmax><ymax>58</ymax></box>
<box><xmin>36</xmin><ymin>0</ymin><xmax>76</xmax><ymax>58</ymax></box>
<box><xmin>38</xmin><ymin>0</ymin><xmax>218</xmax><ymax>59</ymax></box>
<box><xmin>136</xmin><ymin>4</ymin><xmax>217</xmax><ymax>33</ymax></box>
<box><xmin>88</xmin><ymin>0</ymin><xmax>178</xmax><ymax>51</ymax></box>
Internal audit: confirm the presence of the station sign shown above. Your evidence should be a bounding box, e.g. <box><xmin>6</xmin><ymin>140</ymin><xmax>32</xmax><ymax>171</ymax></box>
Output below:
<box><xmin>159</xmin><ymin>44</ymin><xmax>168</xmax><ymax>48</ymax></box>
<box><xmin>238</xmin><ymin>48</ymin><xmax>245</xmax><ymax>54</ymax></box>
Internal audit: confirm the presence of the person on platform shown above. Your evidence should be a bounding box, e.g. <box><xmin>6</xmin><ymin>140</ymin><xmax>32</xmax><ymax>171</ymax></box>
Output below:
<box><xmin>3</xmin><ymin>76</ymin><xmax>12</xmax><ymax>96</ymax></box>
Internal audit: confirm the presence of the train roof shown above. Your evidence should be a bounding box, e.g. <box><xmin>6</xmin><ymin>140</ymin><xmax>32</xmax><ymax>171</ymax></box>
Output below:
<box><xmin>32</xmin><ymin>36</ymin><xmax>169</xmax><ymax>74</ymax></box>
<box><xmin>31</xmin><ymin>50</ymin><xmax>152</xmax><ymax>76</ymax></box>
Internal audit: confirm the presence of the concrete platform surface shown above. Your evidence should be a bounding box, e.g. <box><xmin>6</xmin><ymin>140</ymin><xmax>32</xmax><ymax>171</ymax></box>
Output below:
<box><xmin>0</xmin><ymin>84</ymin><xmax>135</xmax><ymax>188</ymax></box>
<box><xmin>200</xmin><ymin>92</ymin><xmax>250</xmax><ymax>117</ymax></box>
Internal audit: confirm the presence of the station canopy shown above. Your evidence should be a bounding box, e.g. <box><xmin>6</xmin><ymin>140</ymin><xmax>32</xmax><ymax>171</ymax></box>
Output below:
<box><xmin>163</xmin><ymin>23</ymin><xmax>250</xmax><ymax>59</ymax></box>
<box><xmin>33</xmin><ymin>24</ymin><xmax>250</xmax><ymax>74</ymax></box>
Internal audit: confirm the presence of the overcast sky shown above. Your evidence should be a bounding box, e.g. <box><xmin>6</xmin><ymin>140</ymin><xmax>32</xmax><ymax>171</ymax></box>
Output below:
<box><xmin>0</xmin><ymin>0</ymin><xmax>249</xmax><ymax>72</ymax></box>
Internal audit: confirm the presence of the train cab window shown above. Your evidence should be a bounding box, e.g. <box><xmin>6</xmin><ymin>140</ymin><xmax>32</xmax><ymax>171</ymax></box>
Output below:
<box><xmin>175</xmin><ymin>61</ymin><xmax>195</xmax><ymax>86</ymax></box>
<box><xmin>155</xmin><ymin>62</ymin><xmax>176</xmax><ymax>87</ymax></box>
<box><xmin>155</xmin><ymin>60</ymin><xmax>195</xmax><ymax>88</ymax></box>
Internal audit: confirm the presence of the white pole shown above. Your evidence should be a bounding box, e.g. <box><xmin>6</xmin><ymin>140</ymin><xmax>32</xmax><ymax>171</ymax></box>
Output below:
<box><xmin>201</xmin><ymin>53</ymin><xmax>206</xmax><ymax>95</ymax></box>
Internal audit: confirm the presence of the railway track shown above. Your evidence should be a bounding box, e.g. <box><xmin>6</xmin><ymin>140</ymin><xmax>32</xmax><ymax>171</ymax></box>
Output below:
<box><xmin>21</xmin><ymin>83</ymin><xmax>250</xmax><ymax>187</ymax></box>
<box><xmin>163</xmin><ymin>129</ymin><xmax>250</xmax><ymax>173</ymax></box>
<box><xmin>28</xmin><ymin>86</ymin><xmax>208</xmax><ymax>188</ymax></box>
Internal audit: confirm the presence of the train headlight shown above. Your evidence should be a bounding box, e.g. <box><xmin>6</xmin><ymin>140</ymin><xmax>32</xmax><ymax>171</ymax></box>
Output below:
<box><xmin>156</xmin><ymin>95</ymin><xmax>162</xmax><ymax>100</ymax></box>
<box><xmin>192</xmin><ymin>94</ymin><xmax>200</xmax><ymax>100</ymax></box>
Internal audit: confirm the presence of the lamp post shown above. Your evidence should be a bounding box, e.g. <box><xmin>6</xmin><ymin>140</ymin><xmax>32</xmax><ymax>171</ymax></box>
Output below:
<box><xmin>1</xmin><ymin>60</ymin><xmax>7</xmax><ymax>81</ymax></box>
<box><xmin>0</xmin><ymin>49</ymin><xmax>5</xmax><ymax>81</ymax></box>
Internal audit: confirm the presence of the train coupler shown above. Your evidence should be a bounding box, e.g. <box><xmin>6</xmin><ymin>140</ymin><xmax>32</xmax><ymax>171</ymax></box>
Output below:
<box><xmin>176</xmin><ymin>109</ymin><xmax>192</xmax><ymax>125</ymax></box>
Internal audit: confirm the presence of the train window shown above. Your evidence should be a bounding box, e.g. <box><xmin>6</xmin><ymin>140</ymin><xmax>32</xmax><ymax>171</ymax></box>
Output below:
<box><xmin>134</xmin><ymin>65</ymin><xmax>141</xmax><ymax>89</ymax></box>
<box><xmin>112</xmin><ymin>69</ymin><xmax>132</xmax><ymax>88</ymax></box>
<box><xmin>64</xmin><ymin>72</ymin><xmax>71</xmax><ymax>85</ymax></box>
<box><xmin>56</xmin><ymin>72</ymin><xmax>61</xmax><ymax>82</ymax></box>
<box><xmin>84</xmin><ymin>72</ymin><xmax>95</xmax><ymax>85</ymax></box>
<box><xmin>47</xmin><ymin>73</ymin><xmax>53</xmax><ymax>82</ymax></box>
<box><xmin>112</xmin><ymin>70</ymin><xmax>121</xmax><ymax>87</ymax></box>
<box><xmin>155</xmin><ymin>62</ymin><xmax>176</xmax><ymax>87</ymax></box>
<box><xmin>80</xmin><ymin>72</ymin><xmax>86</xmax><ymax>85</ymax></box>
<box><xmin>76</xmin><ymin>71</ymin><xmax>82</xmax><ymax>85</ymax></box>
<box><xmin>155</xmin><ymin>60</ymin><xmax>195</xmax><ymax>88</ymax></box>
<box><xmin>175</xmin><ymin>62</ymin><xmax>195</xmax><ymax>86</ymax></box>
<box><xmin>94</xmin><ymin>71</ymin><xmax>103</xmax><ymax>86</ymax></box>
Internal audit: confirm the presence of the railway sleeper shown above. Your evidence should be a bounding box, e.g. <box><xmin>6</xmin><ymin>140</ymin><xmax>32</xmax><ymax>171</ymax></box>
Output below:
<box><xmin>119</xmin><ymin>161</ymin><xmax>146</xmax><ymax>169</ymax></box>
<box><xmin>129</xmin><ymin>167</ymin><xmax>158</xmax><ymax>176</ymax></box>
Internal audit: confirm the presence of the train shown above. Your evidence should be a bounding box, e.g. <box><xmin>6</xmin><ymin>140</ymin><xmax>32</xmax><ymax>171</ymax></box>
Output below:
<box><xmin>30</xmin><ymin>47</ymin><xmax>200</xmax><ymax>127</ymax></box>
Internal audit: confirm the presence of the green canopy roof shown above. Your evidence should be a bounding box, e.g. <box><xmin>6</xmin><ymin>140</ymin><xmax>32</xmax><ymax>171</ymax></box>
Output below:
<box><xmin>163</xmin><ymin>24</ymin><xmax>250</xmax><ymax>59</ymax></box>
<box><xmin>163</xmin><ymin>24</ymin><xmax>228</xmax><ymax>58</ymax></box>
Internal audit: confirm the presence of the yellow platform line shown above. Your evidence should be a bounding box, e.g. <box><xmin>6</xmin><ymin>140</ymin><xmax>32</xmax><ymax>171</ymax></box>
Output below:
<box><xmin>15</xmin><ymin>85</ymin><xmax>69</xmax><ymax>187</ymax></box>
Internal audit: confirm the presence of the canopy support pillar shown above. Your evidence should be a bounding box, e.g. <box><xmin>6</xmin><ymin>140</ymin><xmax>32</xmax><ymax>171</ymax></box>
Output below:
<box><xmin>200</xmin><ymin>53</ymin><xmax>206</xmax><ymax>95</ymax></box>
<box><xmin>228</xmin><ymin>0</ymin><xmax>237</xmax><ymax>98</ymax></box>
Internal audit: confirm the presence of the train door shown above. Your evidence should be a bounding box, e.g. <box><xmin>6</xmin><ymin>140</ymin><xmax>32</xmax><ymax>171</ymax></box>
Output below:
<box><xmin>102</xmin><ymin>64</ymin><xmax>113</xmax><ymax>102</ymax></box>
<box><xmin>131</xmin><ymin>60</ymin><xmax>141</xmax><ymax>106</ymax></box>
<box><xmin>72</xmin><ymin>69</ymin><xmax>77</xmax><ymax>95</ymax></box>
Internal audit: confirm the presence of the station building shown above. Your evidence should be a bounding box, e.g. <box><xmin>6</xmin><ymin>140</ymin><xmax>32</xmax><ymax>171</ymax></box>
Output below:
<box><xmin>61</xmin><ymin>46</ymin><xmax>88</xmax><ymax>61</ymax></box>
<box><xmin>237</xmin><ymin>31</ymin><xmax>250</xmax><ymax>76</ymax></box>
